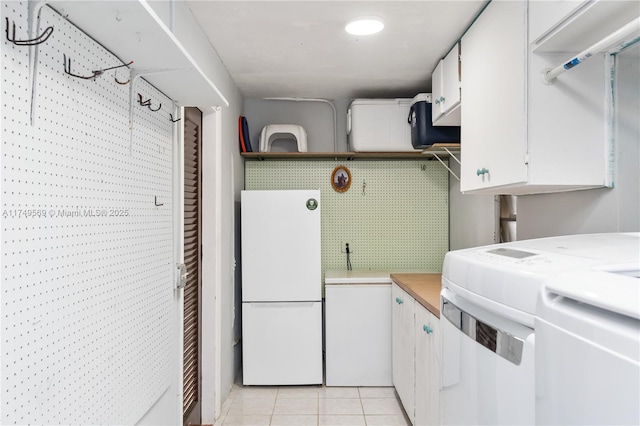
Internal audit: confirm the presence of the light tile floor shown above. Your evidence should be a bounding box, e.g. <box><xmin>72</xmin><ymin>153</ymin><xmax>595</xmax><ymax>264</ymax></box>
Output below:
<box><xmin>214</xmin><ymin>385</ymin><xmax>411</xmax><ymax>426</ymax></box>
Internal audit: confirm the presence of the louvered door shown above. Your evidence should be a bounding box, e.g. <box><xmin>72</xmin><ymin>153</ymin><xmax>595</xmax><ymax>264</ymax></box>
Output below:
<box><xmin>183</xmin><ymin>107</ymin><xmax>202</xmax><ymax>425</ymax></box>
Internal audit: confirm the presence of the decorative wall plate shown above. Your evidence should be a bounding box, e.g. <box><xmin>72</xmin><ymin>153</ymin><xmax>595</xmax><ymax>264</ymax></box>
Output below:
<box><xmin>331</xmin><ymin>166</ymin><xmax>351</xmax><ymax>193</ymax></box>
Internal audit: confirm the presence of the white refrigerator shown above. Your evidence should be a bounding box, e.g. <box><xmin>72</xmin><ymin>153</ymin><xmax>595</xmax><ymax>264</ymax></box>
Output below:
<box><xmin>241</xmin><ymin>190</ymin><xmax>323</xmax><ymax>385</ymax></box>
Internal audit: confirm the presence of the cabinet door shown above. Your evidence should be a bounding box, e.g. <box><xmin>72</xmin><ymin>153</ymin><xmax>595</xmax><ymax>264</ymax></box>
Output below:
<box><xmin>415</xmin><ymin>304</ymin><xmax>440</xmax><ymax>426</ymax></box>
<box><xmin>431</xmin><ymin>60</ymin><xmax>444</xmax><ymax>123</ymax></box>
<box><xmin>392</xmin><ymin>283</ymin><xmax>415</xmax><ymax>423</ymax></box>
<box><xmin>325</xmin><ymin>284</ymin><xmax>392</xmax><ymax>386</ymax></box>
<box><xmin>441</xmin><ymin>43</ymin><xmax>461</xmax><ymax>115</ymax></box>
<box><xmin>460</xmin><ymin>0</ymin><xmax>528</xmax><ymax>193</ymax></box>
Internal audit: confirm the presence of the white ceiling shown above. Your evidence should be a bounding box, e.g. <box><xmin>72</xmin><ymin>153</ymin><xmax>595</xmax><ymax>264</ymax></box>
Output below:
<box><xmin>187</xmin><ymin>1</ymin><xmax>489</xmax><ymax>100</ymax></box>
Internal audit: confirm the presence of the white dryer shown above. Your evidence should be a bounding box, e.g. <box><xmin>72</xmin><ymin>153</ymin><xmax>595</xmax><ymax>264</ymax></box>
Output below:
<box><xmin>536</xmin><ymin>256</ymin><xmax>640</xmax><ymax>424</ymax></box>
<box><xmin>440</xmin><ymin>232</ymin><xmax>639</xmax><ymax>426</ymax></box>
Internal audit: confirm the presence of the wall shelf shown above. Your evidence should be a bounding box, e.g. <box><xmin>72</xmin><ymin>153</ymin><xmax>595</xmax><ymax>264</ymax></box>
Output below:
<box><xmin>241</xmin><ymin>144</ymin><xmax>461</xmax><ymax>161</ymax></box>
<box><xmin>531</xmin><ymin>1</ymin><xmax>640</xmax><ymax>53</ymax></box>
<box><xmin>421</xmin><ymin>143</ymin><xmax>460</xmax><ymax>156</ymax></box>
<box><xmin>241</xmin><ymin>151</ymin><xmax>426</xmax><ymax>160</ymax></box>
<box><xmin>48</xmin><ymin>0</ymin><xmax>228</xmax><ymax>107</ymax></box>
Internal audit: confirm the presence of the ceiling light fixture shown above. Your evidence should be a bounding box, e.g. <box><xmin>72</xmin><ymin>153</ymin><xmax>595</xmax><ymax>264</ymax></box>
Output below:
<box><xmin>345</xmin><ymin>17</ymin><xmax>384</xmax><ymax>36</ymax></box>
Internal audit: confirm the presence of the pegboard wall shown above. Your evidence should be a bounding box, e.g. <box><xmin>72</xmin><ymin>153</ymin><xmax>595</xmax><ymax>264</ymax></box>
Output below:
<box><xmin>2</xmin><ymin>2</ymin><xmax>177</xmax><ymax>424</ymax></box>
<box><xmin>245</xmin><ymin>160</ymin><xmax>449</xmax><ymax>276</ymax></box>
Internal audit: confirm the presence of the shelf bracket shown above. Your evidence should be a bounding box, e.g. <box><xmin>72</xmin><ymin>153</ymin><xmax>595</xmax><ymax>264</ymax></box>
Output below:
<box><xmin>443</xmin><ymin>147</ymin><xmax>461</xmax><ymax>165</ymax></box>
<box><xmin>421</xmin><ymin>144</ymin><xmax>461</xmax><ymax>181</ymax></box>
<box><xmin>430</xmin><ymin>153</ymin><xmax>460</xmax><ymax>181</ymax></box>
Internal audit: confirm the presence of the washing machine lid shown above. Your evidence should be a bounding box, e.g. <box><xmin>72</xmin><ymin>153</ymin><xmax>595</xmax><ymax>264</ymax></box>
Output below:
<box><xmin>324</xmin><ymin>270</ymin><xmax>391</xmax><ymax>285</ymax></box>
<box><xmin>544</xmin><ymin>264</ymin><xmax>640</xmax><ymax>320</ymax></box>
<box><xmin>443</xmin><ymin>233</ymin><xmax>640</xmax><ymax>317</ymax></box>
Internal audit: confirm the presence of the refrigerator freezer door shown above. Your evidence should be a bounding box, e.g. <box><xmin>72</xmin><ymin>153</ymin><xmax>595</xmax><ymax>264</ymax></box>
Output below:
<box><xmin>241</xmin><ymin>190</ymin><xmax>321</xmax><ymax>302</ymax></box>
<box><xmin>242</xmin><ymin>301</ymin><xmax>323</xmax><ymax>385</ymax></box>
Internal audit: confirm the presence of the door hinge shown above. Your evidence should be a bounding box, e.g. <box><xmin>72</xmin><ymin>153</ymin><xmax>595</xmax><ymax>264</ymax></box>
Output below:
<box><xmin>177</xmin><ymin>263</ymin><xmax>188</xmax><ymax>290</ymax></box>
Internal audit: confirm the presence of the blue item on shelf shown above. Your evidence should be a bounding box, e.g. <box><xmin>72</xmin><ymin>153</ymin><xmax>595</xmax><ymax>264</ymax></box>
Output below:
<box><xmin>408</xmin><ymin>95</ymin><xmax>460</xmax><ymax>148</ymax></box>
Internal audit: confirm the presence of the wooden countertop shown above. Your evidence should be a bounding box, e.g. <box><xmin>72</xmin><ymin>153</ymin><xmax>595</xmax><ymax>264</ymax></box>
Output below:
<box><xmin>390</xmin><ymin>273</ymin><xmax>442</xmax><ymax>318</ymax></box>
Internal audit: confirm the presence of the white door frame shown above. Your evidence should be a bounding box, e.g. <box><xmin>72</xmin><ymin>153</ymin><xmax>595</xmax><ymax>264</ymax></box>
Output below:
<box><xmin>175</xmin><ymin>105</ymin><xmax>186</xmax><ymax>425</ymax></box>
<box><xmin>201</xmin><ymin>106</ymin><xmax>224</xmax><ymax>423</ymax></box>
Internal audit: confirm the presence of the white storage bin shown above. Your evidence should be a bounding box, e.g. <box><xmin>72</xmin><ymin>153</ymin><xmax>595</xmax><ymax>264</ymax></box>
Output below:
<box><xmin>347</xmin><ymin>99</ymin><xmax>419</xmax><ymax>152</ymax></box>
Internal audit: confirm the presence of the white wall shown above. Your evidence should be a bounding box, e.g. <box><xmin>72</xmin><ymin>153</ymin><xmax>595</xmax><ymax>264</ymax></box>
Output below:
<box><xmin>243</xmin><ymin>99</ymin><xmax>350</xmax><ymax>152</ymax></box>
<box><xmin>149</xmin><ymin>1</ymin><xmax>245</xmax><ymax>423</ymax></box>
<box><xmin>517</xmin><ymin>44</ymin><xmax>640</xmax><ymax>240</ymax></box>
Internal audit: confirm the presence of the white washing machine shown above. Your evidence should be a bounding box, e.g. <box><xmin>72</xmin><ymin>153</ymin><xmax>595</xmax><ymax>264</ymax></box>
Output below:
<box><xmin>324</xmin><ymin>270</ymin><xmax>393</xmax><ymax>386</ymax></box>
<box><xmin>440</xmin><ymin>232</ymin><xmax>639</xmax><ymax>425</ymax></box>
<box><xmin>536</xmin><ymin>259</ymin><xmax>640</xmax><ymax>424</ymax></box>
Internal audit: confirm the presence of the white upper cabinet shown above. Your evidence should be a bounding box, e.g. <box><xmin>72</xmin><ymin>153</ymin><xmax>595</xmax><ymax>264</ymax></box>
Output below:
<box><xmin>432</xmin><ymin>43</ymin><xmax>461</xmax><ymax>126</ymax></box>
<box><xmin>459</xmin><ymin>0</ymin><xmax>635</xmax><ymax>195</ymax></box>
<box><xmin>460</xmin><ymin>1</ymin><xmax>527</xmax><ymax>193</ymax></box>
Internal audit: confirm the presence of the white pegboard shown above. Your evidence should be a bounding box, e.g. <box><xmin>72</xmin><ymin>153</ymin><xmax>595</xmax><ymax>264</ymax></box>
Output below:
<box><xmin>245</xmin><ymin>160</ymin><xmax>449</xmax><ymax>274</ymax></box>
<box><xmin>2</xmin><ymin>2</ymin><xmax>177</xmax><ymax>424</ymax></box>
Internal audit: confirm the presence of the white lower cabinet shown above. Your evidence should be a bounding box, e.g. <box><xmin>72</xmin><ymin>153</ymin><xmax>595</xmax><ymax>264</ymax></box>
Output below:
<box><xmin>392</xmin><ymin>284</ymin><xmax>415</xmax><ymax>424</ymax></box>
<box><xmin>414</xmin><ymin>303</ymin><xmax>440</xmax><ymax>426</ymax></box>
<box><xmin>392</xmin><ymin>283</ymin><xmax>441</xmax><ymax>425</ymax></box>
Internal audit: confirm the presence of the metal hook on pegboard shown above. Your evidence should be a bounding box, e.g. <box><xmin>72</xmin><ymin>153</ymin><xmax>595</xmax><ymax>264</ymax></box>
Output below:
<box><xmin>63</xmin><ymin>54</ymin><xmax>133</xmax><ymax>80</ymax></box>
<box><xmin>114</xmin><ymin>71</ymin><xmax>130</xmax><ymax>85</ymax></box>
<box><xmin>137</xmin><ymin>93</ymin><xmax>161</xmax><ymax>112</ymax></box>
<box><xmin>5</xmin><ymin>17</ymin><xmax>53</xmax><ymax>46</ymax></box>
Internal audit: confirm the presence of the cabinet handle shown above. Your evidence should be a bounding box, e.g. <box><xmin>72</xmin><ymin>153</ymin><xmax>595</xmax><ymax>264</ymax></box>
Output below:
<box><xmin>395</xmin><ymin>297</ymin><xmax>403</xmax><ymax>305</ymax></box>
<box><xmin>476</xmin><ymin>168</ymin><xmax>489</xmax><ymax>176</ymax></box>
<box><xmin>423</xmin><ymin>324</ymin><xmax>433</xmax><ymax>334</ymax></box>
<box><xmin>440</xmin><ymin>96</ymin><xmax>445</xmax><ymax>103</ymax></box>
<box><xmin>434</xmin><ymin>99</ymin><xmax>440</xmax><ymax>105</ymax></box>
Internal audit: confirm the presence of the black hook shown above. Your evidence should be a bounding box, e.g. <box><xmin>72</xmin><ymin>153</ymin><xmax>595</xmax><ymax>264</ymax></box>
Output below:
<box><xmin>63</xmin><ymin>54</ymin><xmax>95</xmax><ymax>79</ymax></box>
<box><xmin>64</xmin><ymin>54</ymin><xmax>132</xmax><ymax>80</ymax></box>
<box><xmin>137</xmin><ymin>93</ymin><xmax>151</xmax><ymax>106</ymax></box>
<box><xmin>138</xmin><ymin>93</ymin><xmax>161</xmax><ymax>112</ymax></box>
<box><xmin>114</xmin><ymin>76</ymin><xmax>130</xmax><ymax>85</ymax></box>
<box><xmin>114</xmin><ymin>69</ymin><xmax>130</xmax><ymax>85</ymax></box>
<box><xmin>5</xmin><ymin>17</ymin><xmax>53</xmax><ymax>46</ymax></box>
<box><xmin>154</xmin><ymin>196</ymin><xmax>164</xmax><ymax>207</ymax></box>
<box><xmin>170</xmin><ymin>114</ymin><xmax>181</xmax><ymax>123</ymax></box>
